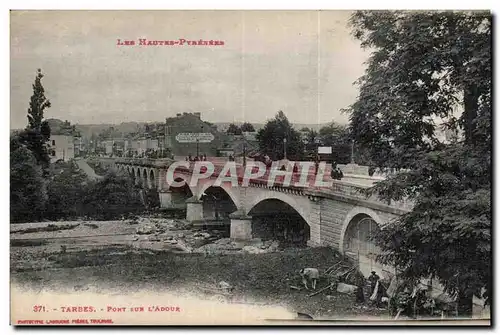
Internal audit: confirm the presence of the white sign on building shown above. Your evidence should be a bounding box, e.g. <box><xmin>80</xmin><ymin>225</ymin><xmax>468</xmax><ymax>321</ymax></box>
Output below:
<box><xmin>175</xmin><ymin>132</ymin><xmax>215</xmax><ymax>143</ymax></box>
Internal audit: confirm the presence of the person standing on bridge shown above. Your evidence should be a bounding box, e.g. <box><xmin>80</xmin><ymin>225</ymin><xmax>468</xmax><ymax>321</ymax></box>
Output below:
<box><xmin>331</xmin><ymin>164</ymin><xmax>344</xmax><ymax>180</ymax></box>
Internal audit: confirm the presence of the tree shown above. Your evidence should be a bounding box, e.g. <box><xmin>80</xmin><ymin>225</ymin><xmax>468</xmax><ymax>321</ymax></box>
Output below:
<box><xmin>347</xmin><ymin>11</ymin><xmax>491</xmax><ymax>317</ymax></box>
<box><xmin>82</xmin><ymin>171</ymin><xmax>144</xmax><ymax>220</ymax></box>
<box><xmin>256</xmin><ymin>111</ymin><xmax>304</xmax><ymax>160</ymax></box>
<box><xmin>48</xmin><ymin>119</ymin><xmax>81</xmax><ymax>138</ymax></box>
<box><xmin>18</xmin><ymin>69</ymin><xmax>52</xmax><ymax>167</ymax></box>
<box><xmin>10</xmin><ymin>141</ymin><xmax>46</xmax><ymax>223</ymax></box>
<box><xmin>318</xmin><ymin>123</ymin><xmax>353</xmax><ymax>164</ymax></box>
<box><xmin>301</xmin><ymin>127</ymin><xmax>319</xmax><ymax>158</ymax></box>
<box><xmin>45</xmin><ymin>161</ymin><xmax>88</xmax><ymax>220</ymax></box>
<box><xmin>240</xmin><ymin>122</ymin><xmax>255</xmax><ymax>132</ymax></box>
<box><xmin>226</xmin><ymin>123</ymin><xmax>242</xmax><ymax>135</ymax></box>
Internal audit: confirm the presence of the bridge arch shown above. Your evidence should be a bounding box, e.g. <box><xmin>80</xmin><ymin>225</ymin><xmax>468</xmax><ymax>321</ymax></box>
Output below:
<box><xmin>199</xmin><ymin>185</ymin><xmax>239</xmax><ymax>221</ymax></box>
<box><xmin>142</xmin><ymin>168</ymin><xmax>148</xmax><ymax>188</ymax></box>
<box><xmin>246</xmin><ymin>192</ymin><xmax>312</xmax><ymax>246</ymax></box>
<box><xmin>148</xmin><ymin>169</ymin><xmax>156</xmax><ymax>189</ymax></box>
<box><xmin>124</xmin><ymin>166</ymin><xmax>133</xmax><ymax>179</ymax></box>
<box><xmin>245</xmin><ymin>191</ymin><xmax>310</xmax><ymax>224</ymax></box>
<box><xmin>338</xmin><ymin>206</ymin><xmax>384</xmax><ymax>255</ymax></box>
<box><xmin>339</xmin><ymin>206</ymin><xmax>390</xmax><ymax>277</ymax></box>
<box><xmin>197</xmin><ymin>182</ymin><xmax>240</xmax><ymax>209</ymax></box>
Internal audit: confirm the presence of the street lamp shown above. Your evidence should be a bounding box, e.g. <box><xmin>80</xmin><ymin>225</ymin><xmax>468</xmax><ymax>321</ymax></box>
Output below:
<box><xmin>243</xmin><ymin>141</ymin><xmax>247</xmax><ymax>167</ymax></box>
<box><xmin>196</xmin><ymin>138</ymin><xmax>199</xmax><ymax>159</ymax></box>
<box><xmin>283</xmin><ymin>137</ymin><xmax>287</xmax><ymax>160</ymax></box>
<box><xmin>197</xmin><ymin>125</ymin><xmax>204</xmax><ymax>158</ymax></box>
<box><xmin>351</xmin><ymin>139</ymin><xmax>355</xmax><ymax>164</ymax></box>
<box><xmin>314</xmin><ymin>137</ymin><xmax>321</xmax><ymax>163</ymax></box>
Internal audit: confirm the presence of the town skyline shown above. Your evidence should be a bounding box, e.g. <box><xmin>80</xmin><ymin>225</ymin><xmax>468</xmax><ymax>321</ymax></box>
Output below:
<box><xmin>10</xmin><ymin>10</ymin><xmax>369</xmax><ymax>130</ymax></box>
<box><xmin>9</xmin><ymin>113</ymin><xmax>347</xmax><ymax>130</ymax></box>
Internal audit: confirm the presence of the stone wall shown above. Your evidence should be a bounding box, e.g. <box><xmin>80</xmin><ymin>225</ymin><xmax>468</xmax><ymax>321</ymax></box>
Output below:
<box><xmin>307</xmin><ymin>200</ymin><xmax>322</xmax><ymax>246</ymax></box>
<box><xmin>319</xmin><ymin>198</ymin><xmax>354</xmax><ymax>249</ymax></box>
<box><xmin>337</xmin><ymin>163</ymin><xmax>370</xmax><ymax>176</ymax></box>
<box><xmin>229</xmin><ymin>216</ymin><xmax>252</xmax><ymax>240</ymax></box>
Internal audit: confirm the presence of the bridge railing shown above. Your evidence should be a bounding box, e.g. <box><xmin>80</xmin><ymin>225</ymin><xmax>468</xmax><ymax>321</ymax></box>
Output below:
<box><xmin>323</xmin><ymin>180</ymin><xmax>414</xmax><ymax>211</ymax></box>
<box><xmin>175</xmin><ymin>163</ymin><xmax>415</xmax><ymax>211</ymax></box>
<box><xmin>115</xmin><ymin>157</ymin><xmax>173</xmax><ymax>167</ymax></box>
<box><xmin>116</xmin><ymin>158</ymin><xmax>414</xmax><ymax>211</ymax></box>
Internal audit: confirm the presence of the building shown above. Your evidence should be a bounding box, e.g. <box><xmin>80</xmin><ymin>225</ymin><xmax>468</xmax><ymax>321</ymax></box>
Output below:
<box><xmin>164</xmin><ymin>112</ymin><xmax>222</xmax><ymax>157</ymax></box>
<box><xmin>242</xmin><ymin>131</ymin><xmax>258</xmax><ymax>142</ymax></box>
<box><xmin>48</xmin><ymin>135</ymin><xmax>75</xmax><ymax>162</ymax></box>
<box><xmin>73</xmin><ymin>137</ymin><xmax>83</xmax><ymax>157</ymax></box>
<box><xmin>217</xmin><ymin>132</ymin><xmax>260</xmax><ymax>159</ymax></box>
<box><xmin>100</xmin><ymin>140</ymin><xmax>114</xmax><ymax>155</ymax></box>
<box><xmin>128</xmin><ymin>138</ymin><xmax>147</xmax><ymax>156</ymax></box>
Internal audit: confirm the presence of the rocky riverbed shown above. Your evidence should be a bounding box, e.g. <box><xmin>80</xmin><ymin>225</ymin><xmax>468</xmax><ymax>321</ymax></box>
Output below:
<box><xmin>10</xmin><ymin>216</ymin><xmax>394</xmax><ymax>321</ymax></box>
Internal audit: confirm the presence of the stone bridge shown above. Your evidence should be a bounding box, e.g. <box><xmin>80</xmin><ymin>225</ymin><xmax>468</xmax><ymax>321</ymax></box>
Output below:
<box><xmin>101</xmin><ymin>157</ymin><xmax>412</xmax><ymax>275</ymax></box>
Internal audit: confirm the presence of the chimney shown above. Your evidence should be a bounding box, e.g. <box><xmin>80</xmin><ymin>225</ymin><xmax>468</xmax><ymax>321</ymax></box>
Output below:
<box><xmin>176</xmin><ymin>113</ymin><xmax>182</xmax><ymax>117</ymax></box>
<box><xmin>193</xmin><ymin>112</ymin><xmax>201</xmax><ymax>119</ymax></box>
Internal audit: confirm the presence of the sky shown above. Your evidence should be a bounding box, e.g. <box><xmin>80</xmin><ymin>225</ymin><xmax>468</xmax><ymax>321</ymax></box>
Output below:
<box><xmin>10</xmin><ymin>10</ymin><xmax>370</xmax><ymax>129</ymax></box>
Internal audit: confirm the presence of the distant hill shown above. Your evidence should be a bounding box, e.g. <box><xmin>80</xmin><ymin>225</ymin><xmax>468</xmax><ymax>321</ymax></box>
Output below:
<box><xmin>73</xmin><ymin>122</ymin><xmax>145</xmax><ymax>138</ymax></box>
<box><xmin>11</xmin><ymin>119</ymin><xmax>347</xmax><ymax>140</ymax></box>
<box><xmin>213</xmin><ymin>122</ymin><xmax>342</xmax><ymax>132</ymax></box>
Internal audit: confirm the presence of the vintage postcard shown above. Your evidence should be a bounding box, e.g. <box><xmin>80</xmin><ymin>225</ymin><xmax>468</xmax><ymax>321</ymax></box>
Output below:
<box><xmin>10</xmin><ymin>10</ymin><xmax>491</xmax><ymax>326</ymax></box>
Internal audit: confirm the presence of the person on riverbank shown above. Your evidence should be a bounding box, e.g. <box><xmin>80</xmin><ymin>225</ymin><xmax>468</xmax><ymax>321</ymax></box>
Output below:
<box><xmin>368</xmin><ymin>271</ymin><xmax>380</xmax><ymax>295</ymax></box>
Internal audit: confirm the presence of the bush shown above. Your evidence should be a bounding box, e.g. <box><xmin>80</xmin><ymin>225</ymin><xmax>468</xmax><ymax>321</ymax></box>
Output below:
<box><xmin>144</xmin><ymin>188</ymin><xmax>160</xmax><ymax>209</ymax></box>
<box><xmin>12</xmin><ymin>147</ymin><xmax>150</xmax><ymax>222</ymax></box>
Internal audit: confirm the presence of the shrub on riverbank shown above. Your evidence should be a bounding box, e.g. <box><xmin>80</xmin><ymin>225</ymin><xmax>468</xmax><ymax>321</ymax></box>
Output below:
<box><xmin>10</xmin><ymin>146</ymin><xmax>47</xmax><ymax>223</ymax></box>
<box><xmin>82</xmin><ymin>172</ymin><xmax>144</xmax><ymax>220</ymax></box>
<box><xmin>86</xmin><ymin>160</ymin><xmax>108</xmax><ymax>176</ymax></box>
<box><xmin>12</xmin><ymin>158</ymin><xmax>145</xmax><ymax>223</ymax></box>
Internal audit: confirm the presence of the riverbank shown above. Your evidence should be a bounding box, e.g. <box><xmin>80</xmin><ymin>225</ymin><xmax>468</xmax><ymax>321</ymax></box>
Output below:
<box><xmin>10</xmin><ymin>218</ymin><xmax>388</xmax><ymax>320</ymax></box>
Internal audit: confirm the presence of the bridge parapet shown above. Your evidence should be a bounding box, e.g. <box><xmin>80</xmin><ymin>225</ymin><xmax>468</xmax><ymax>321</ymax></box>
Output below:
<box><xmin>108</xmin><ymin>157</ymin><xmax>414</xmax><ymax>213</ymax></box>
<box><xmin>247</xmin><ymin>181</ymin><xmax>308</xmax><ymax>197</ymax></box>
<box><xmin>115</xmin><ymin>158</ymin><xmax>173</xmax><ymax>168</ymax></box>
<box><xmin>309</xmin><ymin>180</ymin><xmax>414</xmax><ymax>213</ymax></box>
<box><xmin>90</xmin><ymin>157</ymin><xmax>116</xmax><ymax>166</ymax></box>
